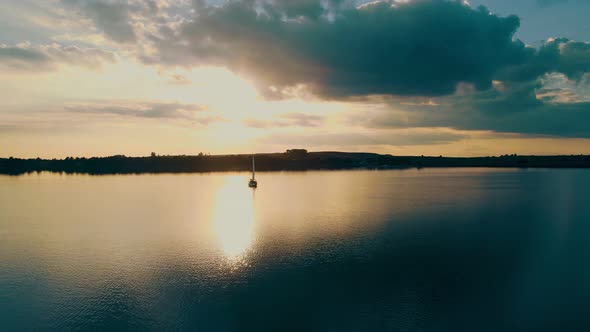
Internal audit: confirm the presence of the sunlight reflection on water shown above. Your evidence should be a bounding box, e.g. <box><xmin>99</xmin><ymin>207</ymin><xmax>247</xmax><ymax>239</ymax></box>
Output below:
<box><xmin>212</xmin><ymin>176</ymin><xmax>257</xmax><ymax>263</ymax></box>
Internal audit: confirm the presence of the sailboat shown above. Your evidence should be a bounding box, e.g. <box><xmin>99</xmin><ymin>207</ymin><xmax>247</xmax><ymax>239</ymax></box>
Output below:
<box><xmin>248</xmin><ymin>155</ymin><xmax>258</xmax><ymax>188</ymax></box>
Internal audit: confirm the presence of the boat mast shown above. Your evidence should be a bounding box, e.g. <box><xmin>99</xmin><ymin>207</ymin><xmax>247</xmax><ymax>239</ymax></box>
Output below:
<box><xmin>252</xmin><ymin>155</ymin><xmax>256</xmax><ymax>180</ymax></box>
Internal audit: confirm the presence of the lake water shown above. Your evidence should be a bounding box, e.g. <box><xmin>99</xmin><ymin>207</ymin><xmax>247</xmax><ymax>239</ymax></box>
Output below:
<box><xmin>1</xmin><ymin>169</ymin><xmax>589</xmax><ymax>331</ymax></box>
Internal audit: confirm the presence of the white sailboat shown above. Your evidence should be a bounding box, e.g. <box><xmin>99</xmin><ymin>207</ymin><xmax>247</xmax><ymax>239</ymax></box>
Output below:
<box><xmin>248</xmin><ymin>155</ymin><xmax>258</xmax><ymax>188</ymax></box>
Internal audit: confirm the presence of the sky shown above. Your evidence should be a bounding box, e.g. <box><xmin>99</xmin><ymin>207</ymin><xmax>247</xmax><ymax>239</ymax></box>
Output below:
<box><xmin>0</xmin><ymin>0</ymin><xmax>589</xmax><ymax>158</ymax></box>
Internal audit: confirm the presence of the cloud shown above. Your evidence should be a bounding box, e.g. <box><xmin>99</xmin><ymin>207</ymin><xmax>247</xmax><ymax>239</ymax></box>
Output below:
<box><xmin>536</xmin><ymin>73</ymin><xmax>590</xmax><ymax>103</ymax></box>
<box><xmin>558</xmin><ymin>40</ymin><xmax>590</xmax><ymax>80</ymax></box>
<box><xmin>0</xmin><ymin>43</ymin><xmax>116</xmax><ymax>71</ymax></box>
<box><xmin>54</xmin><ymin>1</ymin><xmax>588</xmax><ymax>100</ymax></box>
<box><xmin>0</xmin><ymin>45</ymin><xmax>48</xmax><ymax>68</ymax></box>
<box><xmin>134</xmin><ymin>0</ymin><xmax>590</xmax><ymax>104</ymax></box>
<box><xmin>64</xmin><ymin>101</ymin><xmax>219</xmax><ymax>125</ymax></box>
<box><xmin>8</xmin><ymin>0</ymin><xmax>589</xmax><ymax>139</ymax></box>
<box><xmin>60</xmin><ymin>0</ymin><xmax>138</xmax><ymax>43</ymax></box>
<box><xmin>259</xmin><ymin>128</ymin><xmax>468</xmax><ymax>147</ymax></box>
<box><xmin>280</xmin><ymin>113</ymin><xmax>324</xmax><ymax>127</ymax></box>
<box><xmin>498</xmin><ymin>38</ymin><xmax>590</xmax><ymax>82</ymax></box>
<box><xmin>168</xmin><ymin>74</ymin><xmax>192</xmax><ymax>85</ymax></box>
<box><xmin>0</xmin><ymin>124</ymin><xmax>22</xmax><ymax>134</ymax></box>
<box><xmin>243</xmin><ymin>113</ymin><xmax>324</xmax><ymax>128</ymax></box>
<box><xmin>145</xmin><ymin>0</ymin><xmax>532</xmax><ymax>99</ymax></box>
<box><xmin>58</xmin><ymin>0</ymin><xmax>181</xmax><ymax>44</ymax></box>
<box><xmin>349</xmin><ymin>82</ymin><xmax>590</xmax><ymax>138</ymax></box>
<box><xmin>333</xmin><ymin>34</ymin><xmax>590</xmax><ymax>138</ymax></box>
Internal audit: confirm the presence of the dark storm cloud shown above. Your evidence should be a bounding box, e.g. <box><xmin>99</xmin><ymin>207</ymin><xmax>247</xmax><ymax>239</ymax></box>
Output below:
<box><xmin>140</xmin><ymin>0</ymin><xmax>590</xmax><ymax>102</ymax></box>
<box><xmin>558</xmin><ymin>41</ymin><xmax>590</xmax><ymax>80</ymax></box>
<box><xmin>351</xmin><ymin>84</ymin><xmax>590</xmax><ymax>138</ymax></box>
<box><xmin>68</xmin><ymin>1</ymin><xmax>589</xmax><ymax>101</ymax></box>
<box><xmin>499</xmin><ymin>38</ymin><xmax>590</xmax><ymax>82</ymax></box>
<box><xmin>147</xmin><ymin>0</ymin><xmax>532</xmax><ymax>98</ymax></box>
<box><xmin>450</xmin><ymin>81</ymin><xmax>590</xmax><ymax>137</ymax></box>
<box><xmin>0</xmin><ymin>44</ymin><xmax>116</xmax><ymax>71</ymax></box>
<box><xmin>360</xmin><ymin>36</ymin><xmax>589</xmax><ymax>138</ymax></box>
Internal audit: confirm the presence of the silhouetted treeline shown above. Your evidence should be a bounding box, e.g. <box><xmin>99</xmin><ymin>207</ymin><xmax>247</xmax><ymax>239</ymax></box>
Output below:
<box><xmin>1</xmin><ymin>151</ymin><xmax>590</xmax><ymax>175</ymax></box>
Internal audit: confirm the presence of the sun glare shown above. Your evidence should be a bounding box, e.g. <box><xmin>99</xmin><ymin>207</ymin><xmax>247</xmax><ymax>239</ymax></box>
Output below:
<box><xmin>212</xmin><ymin>176</ymin><xmax>257</xmax><ymax>261</ymax></box>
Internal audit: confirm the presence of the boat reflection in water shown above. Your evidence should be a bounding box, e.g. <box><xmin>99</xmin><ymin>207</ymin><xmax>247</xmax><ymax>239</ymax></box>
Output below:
<box><xmin>212</xmin><ymin>176</ymin><xmax>257</xmax><ymax>262</ymax></box>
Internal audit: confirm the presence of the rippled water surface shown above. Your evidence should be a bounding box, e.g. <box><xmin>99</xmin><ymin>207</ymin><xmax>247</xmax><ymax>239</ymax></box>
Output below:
<box><xmin>1</xmin><ymin>169</ymin><xmax>589</xmax><ymax>331</ymax></box>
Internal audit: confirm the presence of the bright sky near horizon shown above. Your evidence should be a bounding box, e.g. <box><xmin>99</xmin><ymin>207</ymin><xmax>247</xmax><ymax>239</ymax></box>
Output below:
<box><xmin>1</xmin><ymin>0</ymin><xmax>589</xmax><ymax>158</ymax></box>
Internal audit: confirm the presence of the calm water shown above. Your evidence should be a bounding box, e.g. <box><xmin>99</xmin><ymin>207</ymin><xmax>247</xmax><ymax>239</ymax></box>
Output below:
<box><xmin>1</xmin><ymin>169</ymin><xmax>589</xmax><ymax>331</ymax></box>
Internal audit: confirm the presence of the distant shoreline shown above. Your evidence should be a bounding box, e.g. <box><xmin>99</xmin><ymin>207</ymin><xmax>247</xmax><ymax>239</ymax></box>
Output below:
<box><xmin>2</xmin><ymin>150</ymin><xmax>590</xmax><ymax>175</ymax></box>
